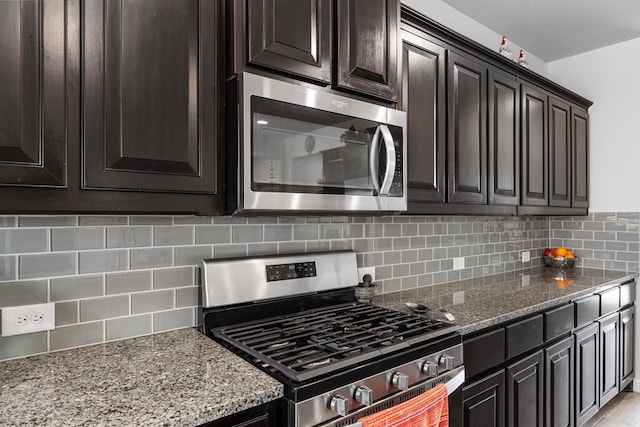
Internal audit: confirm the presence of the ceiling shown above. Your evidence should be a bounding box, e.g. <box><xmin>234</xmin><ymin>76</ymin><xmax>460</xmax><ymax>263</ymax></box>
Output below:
<box><xmin>441</xmin><ymin>0</ymin><xmax>640</xmax><ymax>62</ymax></box>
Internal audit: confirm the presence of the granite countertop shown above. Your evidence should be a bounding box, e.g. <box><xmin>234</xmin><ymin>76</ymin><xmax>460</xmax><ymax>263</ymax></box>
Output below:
<box><xmin>0</xmin><ymin>328</ymin><xmax>283</xmax><ymax>427</ymax></box>
<box><xmin>375</xmin><ymin>266</ymin><xmax>638</xmax><ymax>335</ymax></box>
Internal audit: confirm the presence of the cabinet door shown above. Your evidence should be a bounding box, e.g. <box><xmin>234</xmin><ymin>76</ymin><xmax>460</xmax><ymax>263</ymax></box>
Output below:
<box><xmin>521</xmin><ymin>83</ymin><xmax>548</xmax><ymax>207</ymax></box>
<box><xmin>400</xmin><ymin>28</ymin><xmax>446</xmax><ymax>204</ymax></box>
<box><xmin>575</xmin><ymin>323</ymin><xmax>599</xmax><ymax>426</ymax></box>
<box><xmin>571</xmin><ymin>107</ymin><xmax>589</xmax><ymax>208</ymax></box>
<box><xmin>549</xmin><ymin>97</ymin><xmax>571</xmax><ymax>207</ymax></box>
<box><xmin>545</xmin><ymin>336</ymin><xmax>574</xmax><ymax>427</ymax></box>
<box><xmin>245</xmin><ymin>0</ymin><xmax>331</xmax><ymax>83</ymax></box>
<box><xmin>599</xmin><ymin>313</ymin><xmax>619</xmax><ymax>407</ymax></box>
<box><xmin>463</xmin><ymin>370</ymin><xmax>505</xmax><ymax>427</ymax></box>
<box><xmin>506</xmin><ymin>350</ymin><xmax>543</xmax><ymax>427</ymax></box>
<box><xmin>83</xmin><ymin>0</ymin><xmax>219</xmax><ymax>193</ymax></box>
<box><xmin>0</xmin><ymin>0</ymin><xmax>66</xmax><ymax>187</ymax></box>
<box><xmin>335</xmin><ymin>0</ymin><xmax>398</xmax><ymax>100</ymax></box>
<box><xmin>447</xmin><ymin>51</ymin><xmax>487</xmax><ymax>204</ymax></box>
<box><xmin>619</xmin><ymin>306</ymin><xmax>635</xmax><ymax>391</ymax></box>
<box><xmin>488</xmin><ymin>69</ymin><xmax>519</xmax><ymax>206</ymax></box>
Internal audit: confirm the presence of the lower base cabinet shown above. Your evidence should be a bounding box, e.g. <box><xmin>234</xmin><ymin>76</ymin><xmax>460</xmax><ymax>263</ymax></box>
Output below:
<box><xmin>463</xmin><ymin>370</ymin><xmax>505</xmax><ymax>427</ymax></box>
<box><xmin>545</xmin><ymin>336</ymin><xmax>574</xmax><ymax>427</ymax></box>
<box><xmin>619</xmin><ymin>306</ymin><xmax>635</xmax><ymax>391</ymax></box>
<box><xmin>575</xmin><ymin>323</ymin><xmax>600</xmax><ymax>426</ymax></box>
<box><xmin>506</xmin><ymin>350</ymin><xmax>544</xmax><ymax>427</ymax></box>
<box><xmin>201</xmin><ymin>400</ymin><xmax>280</xmax><ymax>427</ymax></box>
<box><xmin>599</xmin><ymin>313</ymin><xmax>620</xmax><ymax>407</ymax></box>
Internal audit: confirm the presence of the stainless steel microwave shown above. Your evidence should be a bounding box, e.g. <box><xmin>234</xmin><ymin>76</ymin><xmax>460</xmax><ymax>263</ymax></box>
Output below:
<box><xmin>226</xmin><ymin>73</ymin><xmax>407</xmax><ymax>214</ymax></box>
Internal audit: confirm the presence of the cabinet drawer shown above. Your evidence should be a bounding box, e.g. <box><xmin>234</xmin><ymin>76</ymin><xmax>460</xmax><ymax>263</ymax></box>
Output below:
<box><xmin>464</xmin><ymin>328</ymin><xmax>506</xmax><ymax>379</ymax></box>
<box><xmin>506</xmin><ymin>314</ymin><xmax>543</xmax><ymax>359</ymax></box>
<box><xmin>575</xmin><ymin>295</ymin><xmax>600</xmax><ymax>327</ymax></box>
<box><xmin>620</xmin><ymin>280</ymin><xmax>636</xmax><ymax>307</ymax></box>
<box><xmin>600</xmin><ymin>287</ymin><xmax>620</xmax><ymax>316</ymax></box>
<box><xmin>544</xmin><ymin>304</ymin><xmax>575</xmax><ymax>341</ymax></box>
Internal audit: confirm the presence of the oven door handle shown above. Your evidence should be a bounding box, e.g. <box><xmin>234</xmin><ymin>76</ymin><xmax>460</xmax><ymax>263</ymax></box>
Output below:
<box><xmin>369</xmin><ymin>125</ymin><xmax>396</xmax><ymax>196</ymax></box>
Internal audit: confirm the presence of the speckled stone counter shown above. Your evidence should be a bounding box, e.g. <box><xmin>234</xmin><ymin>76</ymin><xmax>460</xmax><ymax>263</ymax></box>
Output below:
<box><xmin>375</xmin><ymin>266</ymin><xmax>638</xmax><ymax>335</ymax></box>
<box><xmin>0</xmin><ymin>328</ymin><xmax>283</xmax><ymax>427</ymax></box>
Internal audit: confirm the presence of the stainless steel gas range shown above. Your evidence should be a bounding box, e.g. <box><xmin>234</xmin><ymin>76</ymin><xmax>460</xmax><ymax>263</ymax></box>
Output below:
<box><xmin>201</xmin><ymin>251</ymin><xmax>464</xmax><ymax>427</ymax></box>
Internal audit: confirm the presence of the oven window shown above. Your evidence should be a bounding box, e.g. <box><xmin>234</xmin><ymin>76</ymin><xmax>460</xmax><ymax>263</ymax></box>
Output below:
<box><xmin>251</xmin><ymin>96</ymin><xmax>390</xmax><ymax>195</ymax></box>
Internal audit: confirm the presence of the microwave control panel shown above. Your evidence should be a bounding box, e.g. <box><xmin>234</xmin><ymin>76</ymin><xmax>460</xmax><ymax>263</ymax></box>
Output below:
<box><xmin>266</xmin><ymin>261</ymin><xmax>317</xmax><ymax>282</ymax></box>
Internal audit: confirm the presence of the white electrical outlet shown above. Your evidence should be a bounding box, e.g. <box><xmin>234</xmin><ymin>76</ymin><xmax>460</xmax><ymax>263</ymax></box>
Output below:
<box><xmin>357</xmin><ymin>267</ymin><xmax>376</xmax><ymax>283</ymax></box>
<box><xmin>521</xmin><ymin>251</ymin><xmax>531</xmax><ymax>263</ymax></box>
<box><xmin>453</xmin><ymin>257</ymin><xmax>465</xmax><ymax>271</ymax></box>
<box><xmin>1</xmin><ymin>303</ymin><xmax>55</xmax><ymax>337</ymax></box>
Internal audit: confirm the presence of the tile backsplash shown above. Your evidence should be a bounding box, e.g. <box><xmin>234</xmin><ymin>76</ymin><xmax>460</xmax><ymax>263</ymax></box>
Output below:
<box><xmin>0</xmin><ymin>213</ymin><xmax>571</xmax><ymax>361</ymax></box>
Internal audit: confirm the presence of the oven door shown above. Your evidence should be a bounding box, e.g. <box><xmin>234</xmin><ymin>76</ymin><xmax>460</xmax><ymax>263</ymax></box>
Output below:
<box><xmin>314</xmin><ymin>366</ymin><xmax>465</xmax><ymax>427</ymax></box>
<box><xmin>236</xmin><ymin>72</ymin><xmax>407</xmax><ymax>213</ymax></box>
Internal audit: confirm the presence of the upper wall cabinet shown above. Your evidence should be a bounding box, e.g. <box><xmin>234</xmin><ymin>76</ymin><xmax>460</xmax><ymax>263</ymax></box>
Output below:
<box><xmin>521</xmin><ymin>83</ymin><xmax>549</xmax><ymax>208</ymax></box>
<box><xmin>229</xmin><ymin>0</ymin><xmax>399</xmax><ymax>101</ymax></box>
<box><xmin>571</xmin><ymin>107</ymin><xmax>589</xmax><ymax>208</ymax></box>
<box><xmin>549</xmin><ymin>97</ymin><xmax>571</xmax><ymax>207</ymax></box>
<box><xmin>0</xmin><ymin>0</ymin><xmax>67</xmax><ymax>188</ymax></box>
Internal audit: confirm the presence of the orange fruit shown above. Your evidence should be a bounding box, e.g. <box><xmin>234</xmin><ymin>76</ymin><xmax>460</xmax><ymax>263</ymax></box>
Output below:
<box><xmin>554</xmin><ymin>247</ymin><xmax>568</xmax><ymax>257</ymax></box>
<box><xmin>565</xmin><ymin>251</ymin><xmax>575</xmax><ymax>259</ymax></box>
<box><xmin>555</xmin><ymin>279</ymin><xmax>574</xmax><ymax>289</ymax></box>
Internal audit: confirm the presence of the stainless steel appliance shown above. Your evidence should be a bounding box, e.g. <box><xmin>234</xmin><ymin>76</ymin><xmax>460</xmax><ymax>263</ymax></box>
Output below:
<box><xmin>226</xmin><ymin>73</ymin><xmax>407</xmax><ymax>214</ymax></box>
<box><xmin>201</xmin><ymin>251</ymin><xmax>464</xmax><ymax>427</ymax></box>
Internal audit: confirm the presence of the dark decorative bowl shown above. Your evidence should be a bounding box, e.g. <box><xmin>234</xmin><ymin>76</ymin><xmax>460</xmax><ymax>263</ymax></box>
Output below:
<box><xmin>544</xmin><ymin>256</ymin><xmax>576</xmax><ymax>269</ymax></box>
<box><xmin>354</xmin><ymin>285</ymin><xmax>377</xmax><ymax>303</ymax></box>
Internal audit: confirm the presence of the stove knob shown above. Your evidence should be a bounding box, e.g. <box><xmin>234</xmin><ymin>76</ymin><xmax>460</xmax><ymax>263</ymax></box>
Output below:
<box><xmin>329</xmin><ymin>394</ymin><xmax>348</xmax><ymax>417</ymax></box>
<box><xmin>355</xmin><ymin>386</ymin><xmax>373</xmax><ymax>406</ymax></box>
<box><xmin>391</xmin><ymin>372</ymin><xmax>409</xmax><ymax>390</ymax></box>
<box><xmin>422</xmin><ymin>361</ymin><xmax>439</xmax><ymax>378</ymax></box>
<box><xmin>439</xmin><ymin>354</ymin><xmax>455</xmax><ymax>371</ymax></box>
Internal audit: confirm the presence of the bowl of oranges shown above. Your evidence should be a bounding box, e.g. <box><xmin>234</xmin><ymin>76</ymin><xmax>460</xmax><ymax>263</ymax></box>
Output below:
<box><xmin>543</xmin><ymin>247</ymin><xmax>576</xmax><ymax>269</ymax></box>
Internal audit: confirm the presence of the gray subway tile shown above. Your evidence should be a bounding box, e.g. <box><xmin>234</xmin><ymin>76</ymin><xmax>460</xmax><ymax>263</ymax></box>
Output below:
<box><xmin>214</xmin><ymin>216</ymin><xmax>247</xmax><ymax>224</ymax></box>
<box><xmin>0</xmin><ymin>229</ymin><xmax>48</xmax><ymax>254</ymax></box>
<box><xmin>393</xmin><ymin>237</ymin><xmax>410</xmax><ymax>250</ymax></box>
<box><xmin>232</xmin><ymin>225</ymin><xmax>263</xmax><ymax>243</ymax></box>
<box><xmin>594</xmin><ymin>231</ymin><xmax>616</xmax><ymax>241</ymax></box>
<box><xmin>306</xmin><ymin>241</ymin><xmax>331</xmax><ymax>252</ymax></box>
<box><xmin>55</xmin><ymin>301</ymin><xmax>78</xmax><ymax>326</ymax></box>
<box><xmin>247</xmin><ymin>216</ymin><xmax>278</xmax><ymax>224</ymax></box>
<box><xmin>78</xmin><ymin>250</ymin><xmax>128</xmax><ymax>274</ymax></box>
<box><xmin>214</xmin><ymin>244</ymin><xmax>248</xmax><ymax>258</ymax></box>
<box><xmin>130</xmin><ymin>216</ymin><xmax>172</xmax><ymax>225</ymax></box>
<box><xmin>383</xmin><ymin>224</ymin><xmax>402</xmax><ymax>237</ymax></box>
<box><xmin>0</xmin><ymin>280</ymin><xmax>48</xmax><ymax>306</ymax></box>
<box><xmin>363</xmin><ymin>224</ymin><xmax>383</xmax><ymax>238</ymax></box>
<box><xmin>279</xmin><ymin>242</ymin><xmax>306</xmax><ymax>253</ymax></box>
<box><xmin>20</xmin><ymin>253</ymin><xmax>76</xmax><ymax>279</ymax></box>
<box><xmin>173</xmin><ymin>216</ymin><xmax>213</xmax><ymax>225</ymax></box>
<box><xmin>19</xmin><ymin>216</ymin><xmax>76</xmax><ymax>227</ymax></box>
<box><xmin>176</xmin><ymin>287</ymin><xmax>200</xmax><ymax>307</ymax></box>
<box><xmin>605</xmin><ymin>222</ymin><xmax>629</xmax><ymax>232</ymax></box>
<box><xmin>0</xmin><ymin>332</ymin><xmax>47</xmax><ymax>360</ymax></box>
<box><xmin>174</xmin><ymin>246</ymin><xmax>213</xmax><ymax>266</ymax></box>
<box><xmin>154</xmin><ymin>226</ymin><xmax>193</xmax><ymax>246</ymax></box>
<box><xmin>195</xmin><ymin>226</ymin><xmax>230</xmax><ymax>244</ymax></box>
<box><xmin>617</xmin><ymin>252</ymin><xmax>639</xmax><ymax>262</ymax></box>
<box><xmin>106</xmin><ymin>227</ymin><xmax>151</xmax><ymax>248</ymax></box>
<box><xmin>330</xmin><ymin>240</ymin><xmax>352</xmax><ymax>251</ymax></box>
<box><xmin>617</xmin><ymin>232</ymin><xmax>639</xmax><ymax>242</ymax></box>
<box><xmin>247</xmin><ymin>243</ymin><xmax>279</xmax><ymax>256</ymax></box>
<box><xmin>153</xmin><ymin>308</ymin><xmax>195</xmax><ymax>332</ymax></box>
<box><xmin>384</xmin><ymin>251</ymin><xmax>401</xmax><ymax>265</ymax></box>
<box><xmin>51</xmin><ymin>228</ymin><xmax>103</xmax><ymax>251</ymax></box>
<box><xmin>353</xmin><ymin>239</ymin><xmax>374</xmax><ymax>252</ymax></box>
<box><xmin>319</xmin><ymin>224</ymin><xmax>342</xmax><ymax>239</ymax></box>
<box><xmin>402</xmin><ymin>224</ymin><xmax>418</xmax><ymax>236</ymax></box>
<box><xmin>343</xmin><ymin>225</ymin><xmax>363</xmax><ymax>239</ymax></box>
<box><xmin>153</xmin><ymin>267</ymin><xmax>195</xmax><ymax>290</ymax></box>
<box><xmin>51</xmin><ymin>275</ymin><xmax>104</xmax><ymax>301</ymax></box>
<box><xmin>264</xmin><ymin>225</ymin><xmax>292</xmax><ymax>242</ymax></box>
<box><xmin>0</xmin><ymin>256</ymin><xmax>16</xmax><ymax>280</ymax></box>
<box><xmin>393</xmin><ymin>264</ymin><xmax>410</xmax><ymax>277</ymax></box>
<box><xmin>605</xmin><ymin>241</ymin><xmax>628</xmax><ymax>251</ymax></box>
<box><xmin>402</xmin><ymin>276</ymin><xmax>418</xmax><ymax>289</ymax></box>
<box><xmin>130</xmin><ymin>247</ymin><xmax>173</xmax><ymax>270</ymax></box>
<box><xmin>106</xmin><ymin>271</ymin><xmax>152</xmax><ymax>295</ymax></box>
<box><xmin>80</xmin><ymin>295</ymin><xmax>129</xmax><ymax>322</ymax></box>
<box><xmin>375</xmin><ymin>265</ymin><xmax>393</xmax><ymax>280</ymax></box>
<box><xmin>106</xmin><ymin>314</ymin><xmax>153</xmax><ymax>341</ymax></box>
<box><xmin>278</xmin><ymin>217</ymin><xmax>307</xmax><ymax>224</ymax></box>
<box><xmin>0</xmin><ymin>217</ymin><xmax>16</xmax><ymax>227</ymax></box>
<box><xmin>375</xmin><ymin>238</ymin><xmax>393</xmax><ymax>251</ymax></box>
<box><xmin>79</xmin><ymin>216</ymin><xmax>128</xmax><ymax>226</ymax></box>
<box><xmin>50</xmin><ymin>322</ymin><xmax>103</xmax><ymax>351</ymax></box>
<box><xmin>402</xmin><ymin>250</ymin><xmax>418</xmax><ymax>263</ymax></box>
<box><xmin>132</xmin><ymin>290</ymin><xmax>174</xmax><ymax>314</ymax></box>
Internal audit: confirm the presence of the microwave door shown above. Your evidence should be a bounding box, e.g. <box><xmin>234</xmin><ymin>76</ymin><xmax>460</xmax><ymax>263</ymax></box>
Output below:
<box><xmin>369</xmin><ymin>124</ymin><xmax>397</xmax><ymax>196</ymax></box>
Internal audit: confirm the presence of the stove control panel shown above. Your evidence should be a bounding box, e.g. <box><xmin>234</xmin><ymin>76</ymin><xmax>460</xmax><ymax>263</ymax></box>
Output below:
<box><xmin>266</xmin><ymin>261</ymin><xmax>317</xmax><ymax>282</ymax></box>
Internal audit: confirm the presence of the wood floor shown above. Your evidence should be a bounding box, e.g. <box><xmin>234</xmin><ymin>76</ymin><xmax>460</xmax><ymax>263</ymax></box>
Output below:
<box><xmin>588</xmin><ymin>391</ymin><xmax>640</xmax><ymax>427</ymax></box>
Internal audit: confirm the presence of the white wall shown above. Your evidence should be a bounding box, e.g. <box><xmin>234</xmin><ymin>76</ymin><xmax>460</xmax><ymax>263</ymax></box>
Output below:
<box><xmin>401</xmin><ymin>0</ymin><xmax>548</xmax><ymax>75</ymax></box>
<box><xmin>548</xmin><ymin>37</ymin><xmax>640</xmax><ymax>212</ymax></box>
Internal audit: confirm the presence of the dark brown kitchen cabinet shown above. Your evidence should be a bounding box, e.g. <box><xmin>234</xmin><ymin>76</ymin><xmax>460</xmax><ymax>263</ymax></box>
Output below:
<box><xmin>335</xmin><ymin>0</ymin><xmax>399</xmax><ymax>100</ymax></box>
<box><xmin>0</xmin><ymin>0</ymin><xmax>66</xmax><ymax>187</ymax></box>
<box><xmin>599</xmin><ymin>313</ymin><xmax>619</xmax><ymax>407</ymax></box>
<box><xmin>575</xmin><ymin>324</ymin><xmax>600</xmax><ymax>427</ymax></box>
<box><xmin>447</xmin><ymin>51</ymin><xmax>487</xmax><ymax>205</ymax></box>
<box><xmin>204</xmin><ymin>399</ymin><xmax>281</xmax><ymax>427</ymax></box>
<box><xmin>521</xmin><ymin>83</ymin><xmax>549</xmax><ymax>207</ymax></box>
<box><xmin>549</xmin><ymin>97</ymin><xmax>572</xmax><ymax>207</ymax></box>
<box><xmin>232</xmin><ymin>0</ymin><xmax>332</xmax><ymax>84</ymax></box>
<box><xmin>506</xmin><ymin>350</ymin><xmax>544</xmax><ymax>427</ymax></box>
<box><xmin>488</xmin><ymin>69</ymin><xmax>519</xmax><ymax>206</ymax></box>
<box><xmin>571</xmin><ymin>107</ymin><xmax>589</xmax><ymax>208</ymax></box>
<box><xmin>619</xmin><ymin>306</ymin><xmax>635</xmax><ymax>391</ymax></box>
<box><xmin>83</xmin><ymin>0</ymin><xmax>218</xmax><ymax>193</ymax></box>
<box><xmin>463</xmin><ymin>370</ymin><xmax>505</xmax><ymax>427</ymax></box>
<box><xmin>545</xmin><ymin>336</ymin><xmax>574</xmax><ymax>427</ymax></box>
<box><xmin>400</xmin><ymin>27</ymin><xmax>446</xmax><ymax>204</ymax></box>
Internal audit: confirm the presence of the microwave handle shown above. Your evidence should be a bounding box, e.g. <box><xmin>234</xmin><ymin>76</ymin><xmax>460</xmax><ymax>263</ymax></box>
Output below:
<box><xmin>378</xmin><ymin>125</ymin><xmax>396</xmax><ymax>195</ymax></box>
<box><xmin>369</xmin><ymin>126</ymin><xmax>382</xmax><ymax>193</ymax></box>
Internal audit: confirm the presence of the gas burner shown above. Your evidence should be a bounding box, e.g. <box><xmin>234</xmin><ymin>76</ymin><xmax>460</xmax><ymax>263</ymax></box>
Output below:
<box><xmin>296</xmin><ymin>352</ymin><xmax>333</xmax><ymax>370</ymax></box>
